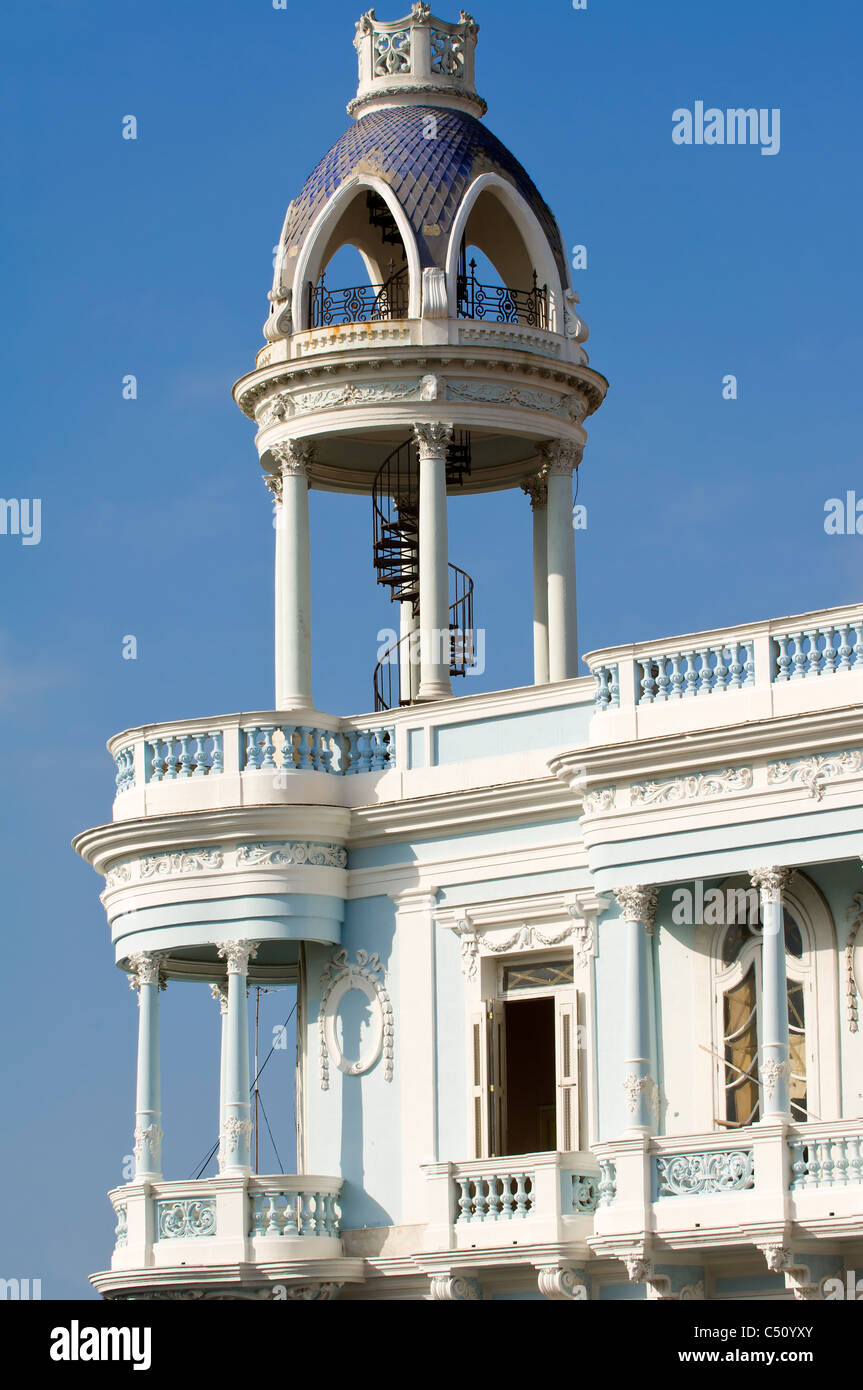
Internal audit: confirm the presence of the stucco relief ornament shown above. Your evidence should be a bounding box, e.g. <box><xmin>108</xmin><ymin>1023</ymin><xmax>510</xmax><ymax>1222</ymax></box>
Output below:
<box><xmin>127</xmin><ymin>952</ymin><xmax>168</xmax><ymax>991</ymax></box>
<box><xmin>263</xmin><ymin>288</ymin><xmax>293</xmax><ymax>344</ymax></box>
<box><xmin>537</xmin><ymin>1266</ymin><xmax>588</xmax><ymax>1301</ymax></box>
<box><xmin>429</xmin><ymin>1275</ymin><xmax>482</xmax><ymax>1301</ymax></box>
<box><xmin>750</xmin><ymin>866</ymin><xmax>792</xmax><ymax>903</ymax></box>
<box><xmin>539</xmin><ymin>439</ymin><xmax>581</xmax><ymax>476</ymax></box>
<box><xmin>614</xmin><ymin>885</ymin><xmax>658</xmax><ymax>927</ymax></box>
<box><xmin>413</xmin><ymin>421</ymin><xmax>454</xmax><ymax>457</ymax></box>
<box><xmin>218</xmin><ymin>1118</ymin><xmax>254</xmax><ymax>1171</ymax></box>
<box><xmin>622</xmin><ymin>1073</ymin><xmax>658</xmax><ymax>1115</ymax></box>
<box><xmin>319</xmin><ymin>949</ymin><xmax>394</xmax><ymax>1089</ymax></box>
<box><xmin>563</xmin><ymin>289</ymin><xmax>589</xmax><ymax>342</ymax></box>
<box><xmin>624</xmin><ymin>1255</ymin><xmax>653</xmax><ymax>1285</ymax></box>
<box><xmin>520</xmin><ymin>469</ymin><xmax>548</xmax><ymax>509</ymax></box>
<box><xmin>271</xmin><ymin>439</ymin><xmax>314</xmax><ymax>479</ymax></box>
<box><xmin>761</xmin><ymin>1056</ymin><xmax>791</xmax><ymax>1101</ymax></box>
<box><xmin>217</xmin><ymin>940</ymin><xmax>259</xmax><ymax>975</ymax></box>
<box><xmin>133</xmin><ymin>1123</ymin><xmax>163</xmax><ymax>1163</ymax></box>
<box><xmin>411</xmin><ymin>1</ymin><xmax>432</xmax><ymax>22</ymax></box>
<box><xmin>761</xmin><ymin>1245</ymin><xmax>792</xmax><ymax>1275</ymax></box>
<box><xmin>845</xmin><ymin>891</ymin><xmax>863</xmax><ymax>1031</ymax></box>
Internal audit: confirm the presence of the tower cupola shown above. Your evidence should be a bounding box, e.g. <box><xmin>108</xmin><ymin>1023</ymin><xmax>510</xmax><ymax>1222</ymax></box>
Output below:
<box><xmin>350</xmin><ymin>5</ymin><xmax>485</xmax><ymax>120</ymax></box>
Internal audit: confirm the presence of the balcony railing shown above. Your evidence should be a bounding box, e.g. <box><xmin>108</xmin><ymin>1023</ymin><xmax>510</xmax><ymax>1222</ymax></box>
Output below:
<box><xmin>309</xmin><ymin>267</ymin><xmax>409</xmax><ymax>327</ymax></box>
<box><xmin>457</xmin><ymin>261</ymin><xmax>549</xmax><ymax>330</ymax></box>
<box><xmin>423</xmin><ymin>1151</ymin><xmax>601</xmax><ymax>1251</ymax></box>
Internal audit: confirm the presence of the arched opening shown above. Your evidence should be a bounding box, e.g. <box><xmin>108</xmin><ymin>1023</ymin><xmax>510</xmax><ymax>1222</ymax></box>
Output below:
<box><xmin>447</xmin><ymin>175</ymin><xmax>564</xmax><ymax>330</ymax></box>
<box><xmin>298</xmin><ymin>185</ymin><xmax>412</xmax><ymax>329</ymax></box>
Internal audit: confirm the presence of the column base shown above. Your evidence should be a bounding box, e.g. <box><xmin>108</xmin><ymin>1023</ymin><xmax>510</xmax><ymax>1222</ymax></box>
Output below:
<box><xmin>417</xmin><ymin>680</ymin><xmax>454</xmax><ymax>702</ymax></box>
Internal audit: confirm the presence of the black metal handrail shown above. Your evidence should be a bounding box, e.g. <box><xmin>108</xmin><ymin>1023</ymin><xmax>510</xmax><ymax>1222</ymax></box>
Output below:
<box><xmin>374</xmin><ymin>567</ymin><xmax>476</xmax><ymax>712</ymax></box>
<box><xmin>309</xmin><ymin>266</ymin><xmax>409</xmax><ymax>328</ymax></box>
<box><xmin>457</xmin><ymin>260</ymin><xmax>549</xmax><ymax>329</ymax></box>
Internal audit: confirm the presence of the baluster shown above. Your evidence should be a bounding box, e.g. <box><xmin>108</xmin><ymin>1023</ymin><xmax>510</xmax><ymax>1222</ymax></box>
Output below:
<box><xmin>244</xmin><ymin>727</ymin><xmax>260</xmax><ymax>770</ymax></box>
<box><xmin>313</xmin><ymin>1192</ymin><xmax>328</xmax><ymax>1235</ymax></box>
<box><xmin>148</xmin><ymin>739</ymin><xmax>164</xmax><ymax>782</ymax></box>
<box><xmin>251</xmin><ymin>1195</ymin><xmax>268</xmax><ymax>1237</ymax></box>
<box><xmin>638</xmin><ymin>658</ymin><xmax>656</xmax><ymax>705</ymax></box>
<box><xmin>822</xmin><ymin>628</ymin><xmax>837</xmax><ymax>675</ymax></box>
<box><xmin>743</xmin><ymin>641</ymin><xmax>756</xmax><ymax>687</ymax></box>
<box><xmin>816</xmin><ymin>1138</ymin><xmax>833</xmax><ymax>1188</ymax></box>
<box><xmin>854</xmin><ymin>624</ymin><xmax>863</xmax><ymax>672</ymax></box>
<box><xmin>501</xmin><ymin>1175</ymin><xmax>516</xmax><ymax>1218</ymax></box>
<box><xmin>299</xmin><ymin>1192</ymin><xmax>316</xmax><ymax>1235</ymax></box>
<box><xmin>833</xmin><ymin>1138</ymin><xmax>849</xmax><ymax>1187</ymax></box>
<box><xmin>370</xmin><ymin>730</ymin><xmax>387</xmax><ymax>771</ymax></box>
<box><xmin>344</xmin><ymin>729</ymin><xmax>359</xmax><ymax>774</ymax></box>
<box><xmin>296</xmin><ymin>726</ymin><xmax>313</xmax><ymax>770</ymax></box>
<box><xmin>514</xmin><ymin>1172</ymin><xmax>529</xmax><ymax>1216</ymax></box>
<box><xmin>191</xmin><ymin>733</ymin><xmax>208</xmax><ymax>776</ymax></box>
<box><xmin>320</xmin><ymin>732</ymin><xmax>335</xmax><ymax>774</ymax></box>
<box><xmin>177</xmin><ymin>735</ymin><xmax>194</xmax><ymax>778</ymax></box>
<box><xmin>774</xmin><ymin>634</ymin><xmax>791</xmax><ymax>682</ymax></box>
<box><xmin>210</xmin><ymin>731</ymin><xmax>224</xmax><ymax>775</ymax></box>
<box><xmin>283</xmin><ymin>1194</ymin><xmax>299</xmax><ymax>1235</ymax></box>
<box><xmin>258</xmin><ymin>726</ymin><xmax>276</xmax><ymax>769</ymax></box>
<box><xmin>848</xmin><ymin>1135</ymin><xmax>863</xmax><ymax>1186</ymax></box>
<box><xmin>357</xmin><ymin>731</ymin><xmax>372</xmax><ymax>774</ymax></box>
<box><xmin>164</xmin><ymin>738</ymin><xmax>180</xmax><ymax>780</ymax></box>
<box><xmin>668</xmin><ymin>653</ymin><xmax>685</xmax><ymax>698</ymax></box>
<box><xmin>789</xmin><ymin>1139</ymin><xmax>806</xmax><ymax>1190</ymax></box>
<box><xmin>805</xmin><ymin>628</ymin><xmax>822</xmax><ymax>678</ymax></box>
<box><xmin>609</xmin><ymin>665</ymin><xmax>620</xmax><ymax>708</ymax></box>
<box><xmin>655</xmin><ymin>658</ymin><xmax>670</xmax><ymax>702</ymax></box>
<box><xmin>805</xmin><ymin>1140</ymin><xmax>820</xmax><ymax>1188</ymax></box>
<box><xmin>728</xmin><ymin>642</ymin><xmax>743</xmax><ymax>690</ymax></box>
<box><xmin>456</xmin><ymin>1177</ymin><xmax>473</xmax><ymax>1223</ymax></box>
<box><xmin>699</xmin><ymin>647</ymin><xmax>714</xmax><ymax>695</ymax></box>
<box><xmin>682</xmin><ymin>650</ymin><xmax>699</xmax><ymax>698</ymax></box>
<box><xmin>487</xmin><ymin>1176</ymin><xmax>502</xmax><ymax>1220</ymax></box>
<box><xmin>306</xmin><ymin>728</ymin><xmax>321</xmax><ymax>771</ymax></box>
<box><xmin>836</xmin><ymin>625</ymin><xmax>852</xmax><ymax>672</ymax></box>
<box><xmin>714</xmin><ymin>646</ymin><xmax>729</xmax><ymax>693</ymax></box>
<box><xmin>324</xmin><ymin>1192</ymin><xmax>339</xmax><ymax>1236</ymax></box>
<box><xmin>475</xmin><ymin>1178</ymin><xmax>490</xmax><ymax>1221</ymax></box>
<box><xmin>791</xmin><ymin>632</ymin><xmax>808</xmax><ymax>680</ymax></box>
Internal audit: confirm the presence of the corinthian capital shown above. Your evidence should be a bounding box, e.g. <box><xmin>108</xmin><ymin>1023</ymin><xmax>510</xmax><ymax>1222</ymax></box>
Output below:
<box><xmin>614</xmin><ymin>885</ymin><xmax>658</xmax><ymax>927</ymax></box>
<box><xmin>539</xmin><ymin>440</ymin><xmax>582</xmax><ymax>476</ymax></box>
<box><xmin>209</xmin><ymin>982</ymin><xmax>229</xmax><ymax>1015</ymax></box>
<box><xmin>413</xmin><ymin>422</ymin><xmax>454</xmax><ymax>458</ymax></box>
<box><xmin>521</xmin><ymin>468</ymin><xmax>548</xmax><ymax>508</ymax></box>
<box><xmin>217</xmin><ymin>939</ymin><xmax>259</xmax><ymax>975</ymax></box>
<box><xmin>127</xmin><ymin>952</ymin><xmax>168</xmax><ymax>990</ymax></box>
<box><xmin>271</xmin><ymin>440</ymin><xmax>314</xmax><ymax>479</ymax></box>
<box><xmin>750</xmin><ymin>867</ymin><xmax>793</xmax><ymax>903</ymax></box>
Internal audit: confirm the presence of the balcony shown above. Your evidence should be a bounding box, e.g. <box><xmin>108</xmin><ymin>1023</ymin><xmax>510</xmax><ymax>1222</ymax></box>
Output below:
<box><xmin>93</xmin><ymin>1175</ymin><xmax>364</xmax><ymax>1300</ymax></box>
<box><xmin>422</xmin><ymin>1152</ymin><xmax>602</xmax><ymax>1254</ymax></box>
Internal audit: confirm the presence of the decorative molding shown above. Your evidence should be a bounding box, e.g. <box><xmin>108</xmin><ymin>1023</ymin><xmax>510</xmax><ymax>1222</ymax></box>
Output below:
<box><xmin>236</xmin><ymin>842</ymin><xmax>347</xmax><ymax>868</ymax></box>
<box><xmin>760</xmin><ymin>1244</ymin><xmax>792</xmax><ymax>1275</ymax></box>
<box><xmin>319</xmin><ymin>950</ymin><xmax>393</xmax><ymax>1089</ymax></box>
<box><xmin>750</xmin><ymin>866</ymin><xmax>793</xmax><ymax>903</ymax></box>
<box><xmin>288</xmin><ymin>381</ymin><xmax>423</xmax><ymax>416</ymax></box>
<box><xmin>104</xmin><ymin>862</ymin><xmax>132</xmax><ymax>890</ymax></box>
<box><xmin>217</xmin><ymin>940</ymin><xmax>259</xmax><ymax>975</ymax></box>
<box><xmin>656</xmin><ymin>1149</ymin><xmax>755</xmax><ymax>1197</ymax></box>
<box><xmin>520</xmin><ymin>470</ymin><xmax>548</xmax><ymax>509</ymax></box>
<box><xmin>139</xmin><ymin>848</ymin><xmax>224</xmax><ymax>879</ymax></box>
<box><xmin>539</xmin><ymin>439</ymin><xmax>583</xmax><ymax>474</ymax></box>
<box><xmin>270</xmin><ymin>439</ymin><xmax>314</xmax><ymax>477</ymax></box>
<box><xmin>421</xmin><ymin>268</ymin><xmax>448</xmax><ymax>319</ymax></box>
<box><xmin>563</xmin><ymin>288</ymin><xmax>589</xmax><ymax>343</ymax></box>
<box><xmin>429</xmin><ymin>1275</ymin><xmax>482</xmax><ymax>1301</ymax></box>
<box><xmin>219</xmin><ymin>1118</ymin><xmax>253</xmax><ymax>1170</ymax></box>
<box><xmin>537</xmin><ymin>1265</ymin><xmax>588</xmax><ymax>1301</ymax></box>
<box><xmin>451</xmin><ymin>913</ymin><xmax>594</xmax><ymax>980</ymax></box>
<box><xmin>133</xmin><ymin>1123</ymin><xmax>163</xmax><ymax>1163</ymax></box>
<box><xmin>209</xmin><ymin>983</ymin><xmax>229</xmax><ymax>1016</ymax></box>
<box><xmin>631</xmin><ymin>767</ymin><xmax>752</xmax><ymax>806</ymax></box>
<box><xmin>448</xmin><ymin>381</ymin><xmax>574</xmax><ymax>417</ymax></box>
<box><xmin>846</xmin><ymin>891</ymin><xmax>863</xmax><ymax>1032</ymax></box>
<box><xmin>767</xmin><ymin>748</ymin><xmax>863</xmax><ymax>801</ymax></box>
<box><xmin>761</xmin><ymin>1056</ymin><xmax>791</xmax><ymax>1101</ymax></box>
<box><xmin>127</xmin><ymin>952</ymin><xmax>168</xmax><ymax>991</ymax></box>
<box><xmin>622</xmin><ymin>1073</ymin><xmax>658</xmax><ymax>1116</ymax></box>
<box><xmin>614</xmin><ymin>885</ymin><xmax>658</xmax><ymax>927</ymax></box>
<box><xmin>155</xmin><ymin>1199</ymin><xmax>217</xmax><ymax>1240</ymax></box>
<box><xmin>582</xmin><ymin>785</ymin><xmax>616</xmax><ymax>814</ymax></box>
<box><xmin>413</xmin><ymin>421</ymin><xmax>454</xmax><ymax>457</ymax></box>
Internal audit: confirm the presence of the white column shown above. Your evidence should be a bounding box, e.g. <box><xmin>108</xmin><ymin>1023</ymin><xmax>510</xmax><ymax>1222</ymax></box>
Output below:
<box><xmin>751</xmin><ymin>868</ymin><xmax>793</xmax><ymax>1122</ymax></box>
<box><xmin>399</xmin><ymin>600</ymin><xmax>420</xmax><ymax>705</ymax></box>
<box><xmin>415</xmin><ymin>423</ymin><xmax>453</xmax><ymax>701</ymax></box>
<box><xmin>541</xmin><ymin>441</ymin><xmax>581</xmax><ymax>682</ymax></box>
<box><xmin>210</xmin><ymin>983</ymin><xmax>229</xmax><ymax>1138</ymax></box>
<box><xmin>217</xmin><ymin>939</ymin><xmax>259</xmax><ymax>1176</ymax></box>
<box><xmin>128</xmin><ymin>952</ymin><xmax>166</xmax><ymax>1182</ymax></box>
<box><xmin>614</xmin><ymin>887</ymin><xmax>658</xmax><ymax>1136</ymax></box>
<box><xmin>270</xmin><ymin>441</ymin><xmax>313</xmax><ymax>711</ymax></box>
<box><xmin>394</xmin><ymin>889</ymin><xmax>439</xmax><ymax>1220</ymax></box>
<box><xmin>522</xmin><ymin>473</ymin><xmax>549</xmax><ymax>685</ymax></box>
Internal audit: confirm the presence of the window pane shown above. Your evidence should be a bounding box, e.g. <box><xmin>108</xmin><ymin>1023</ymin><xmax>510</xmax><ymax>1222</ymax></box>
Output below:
<box><xmin>724</xmin><ymin>964</ymin><xmax>759</xmax><ymax>1125</ymax></box>
<box><xmin>502</xmin><ymin>959</ymin><xmax>573</xmax><ymax>991</ymax></box>
<box><xmin>788</xmin><ymin>978</ymin><xmax>807</xmax><ymax>1121</ymax></box>
<box><xmin>784</xmin><ymin>910</ymin><xmax>804</xmax><ymax>959</ymax></box>
<box><xmin>721</xmin><ymin>919</ymin><xmax>750</xmax><ymax>966</ymax></box>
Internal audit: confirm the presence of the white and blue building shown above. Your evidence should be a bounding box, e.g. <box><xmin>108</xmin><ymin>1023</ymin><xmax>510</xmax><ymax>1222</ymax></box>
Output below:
<box><xmin>75</xmin><ymin>6</ymin><xmax>863</xmax><ymax>1301</ymax></box>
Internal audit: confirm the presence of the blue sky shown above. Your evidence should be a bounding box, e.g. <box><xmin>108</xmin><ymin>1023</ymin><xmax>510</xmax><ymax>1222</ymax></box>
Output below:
<box><xmin>1</xmin><ymin>0</ymin><xmax>861</xmax><ymax>1297</ymax></box>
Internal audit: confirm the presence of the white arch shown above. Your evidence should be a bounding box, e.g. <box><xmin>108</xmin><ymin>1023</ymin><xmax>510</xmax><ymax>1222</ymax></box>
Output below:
<box><xmin>445</xmin><ymin>172</ymin><xmax>567</xmax><ymax>331</ymax></box>
<box><xmin>291</xmin><ymin>175</ymin><xmax>423</xmax><ymax>327</ymax></box>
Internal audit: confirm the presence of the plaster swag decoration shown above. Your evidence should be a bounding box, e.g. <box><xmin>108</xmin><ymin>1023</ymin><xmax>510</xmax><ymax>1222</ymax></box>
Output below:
<box><xmin>446</xmin><ymin>381</ymin><xmax>572</xmax><ymax>416</ymax></box>
<box><xmin>290</xmin><ymin>381</ymin><xmax>424</xmax><ymax>417</ymax></box>
<box><xmin>767</xmin><ymin>748</ymin><xmax>863</xmax><ymax>801</ymax></box>
<box><xmin>319</xmin><ymin>950</ymin><xmax>394</xmax><ymax>1090</ymax></box>
<box><xmin>236</xmin><ymin>842</ymin><xmax>347</xmax><ymax>868</ymax></box>
<box><xmin>631</xmin><ymin>767</ymin><xmax>753</xmax><ymax>806</ymax></box>
<box><xmin>656</xmin><ymin>1149</ymin><xmax>755</xmax><ymax>1197</ymax></box>
<box><xmin>454</xmin><ymin>914</ymin><xmax>594</xmax><ymax>980</ymax></box>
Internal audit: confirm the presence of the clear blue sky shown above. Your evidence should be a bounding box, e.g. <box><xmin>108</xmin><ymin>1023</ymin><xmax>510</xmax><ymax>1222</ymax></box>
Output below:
<box><xmin>1</xmin><ymin>0</ymin><xmax>860</xmax><ymax>1297</ymax></box>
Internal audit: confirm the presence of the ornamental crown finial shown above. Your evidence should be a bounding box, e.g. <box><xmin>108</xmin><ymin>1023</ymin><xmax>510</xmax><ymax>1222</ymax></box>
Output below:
<box><xmin>349</xmin><ymin>6</ymin><xmax>485</xmax><ymax>121</ymax></box>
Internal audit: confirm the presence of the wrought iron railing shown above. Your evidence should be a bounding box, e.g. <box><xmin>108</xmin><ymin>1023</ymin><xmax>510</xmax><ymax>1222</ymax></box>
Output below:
<box><xmin>457</xmin><ymin>260</ymin><xmax>549</xmax><ymax>329</ymax></box>
<box><xmin>309</xmin><ymin>267</ymin><xmax>409</xmax><ymax>328</ymax></box>
<box><xmin>373</xmin><ymin>566</ymin><xmax>476</xmax><ymax>712</ymax></box>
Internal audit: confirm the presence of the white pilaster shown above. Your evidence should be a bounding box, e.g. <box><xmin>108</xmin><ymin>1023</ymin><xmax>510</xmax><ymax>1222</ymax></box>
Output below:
<box><xmin>395</xmin><ymin>889</ymin><xmax>439</xmax><ymax>1220</ymax></box>
<box><xmin>269</xmin><ymin>441</ymin><xmax>313</xmax><ymax>711</ymax></box>
<box><xmin>415</xmin><ymin>423</ymin><xmax>453</xmax><ymax>701</ymax></box>
<box><xmin>751</xmin><ymin>867</ymin><xmax>793</xmax><ymax>1122</ymax></box>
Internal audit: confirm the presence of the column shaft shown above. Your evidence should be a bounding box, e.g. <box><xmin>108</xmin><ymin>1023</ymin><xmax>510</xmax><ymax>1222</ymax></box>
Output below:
<box><xmin>543</xmin><ymin>443</ymin><xmax>580</xmax><ymax>682</ymax></box>
<box><xmin>218</xmin><ymin>940</ymin><xmax>258</xmax><ymax>1175</ymax></box>
<box><xmin>415</xmin><ymin>424</ymin><xmax>453</xmax><ymax>701</ymax></box>
<box><xmin>523</xmin><ymin>476</ymin><xmax>550</xmax><ymax>685</ymax></box>
<box><xmin>129</xmin><ymin>953</ymin><xmax>164</xmax><ymax>1182</ymax></box>
<box><xmin>752</xmin><ymin>868</ymin><xmax>792</xmax><ymax>1121</ymax></box>
<box><xmin>615</xmin><ymin>887</ymin><xmax>658</xmax><ymax>1135</ymax></box>
<box><xmin>272</xmin><ymin>443</ymin><xmax>312</xmax><ymax>710</ymax></box>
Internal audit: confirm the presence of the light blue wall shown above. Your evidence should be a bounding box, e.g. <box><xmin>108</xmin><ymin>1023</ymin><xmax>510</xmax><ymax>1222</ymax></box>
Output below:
<box><xmin>432</xmin><ymin>701</ymin><xmax>592</xmax><ymax>766</ymax></box>
<box><xmin>348</xmin><ymin>816</ymin><xmax>585</xmax><ymax>871</ymax></box>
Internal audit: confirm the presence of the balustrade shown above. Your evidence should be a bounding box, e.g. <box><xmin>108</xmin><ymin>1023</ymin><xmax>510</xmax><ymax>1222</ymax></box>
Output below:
<box><xmin>250</xmin><ymin>1186</ymin><xmax>341</xmax><ymax>1238</ymax></box>
<box><xmin>773</xmin><ymin>623</ymin><xmax>863</xmax><ymax>681</ymax></box>
<box><xmin>147</xmin><ymin>731</ymin><xmax>224</xmax><ymax>782</ymax></box>
<box><xmin>789</xmin><ymin>1134</ymin><xmax>863</xmax><ymax>1190</ymax></box>
<box><xmin>455</xmin><ymin>1170</ymin><xmax>535</xmax><ymax>1223</ymax></box>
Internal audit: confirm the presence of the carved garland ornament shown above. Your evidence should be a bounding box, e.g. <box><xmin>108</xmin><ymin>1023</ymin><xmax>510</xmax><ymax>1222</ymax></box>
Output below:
<box><xmin>767</xmin><ymin>749</ymin><xmax>863</xmax><ymax>801</ymax></box>
<box><xmin>454</xmin><ymin>915</ymin><xmax>594</xmax><ymax>980</ymax></box>
<box><xmin>319</xmin><ymin>950</ymin><xmax>394</xmax><ymax>1090</ymax></box>
<box><xmin>631</xmin><ymin>767</ymin><xmax>752</xmax><ymax>806</ymax></box>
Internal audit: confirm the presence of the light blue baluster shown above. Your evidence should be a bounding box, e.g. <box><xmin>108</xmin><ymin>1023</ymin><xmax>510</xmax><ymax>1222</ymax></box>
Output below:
<box><xmin>148</xmin><ymin>740</ymin><xmax>163</xmax><ymax>783</ymax></box>
<box><xmin>501</xmin><ymin>1175</ymin><xmax>516</xmax><ymax>1218</ymax></box>
<box><xmin>300</xmin><ymin>1192</ymin><xmax>316</xmax><ymax>1236</ymax></box>
<box><xmin>344</xmin><ymin>729</ymin><xmax>359</xmax><ymax>774</ymax></box>
<box><xmin>699</xmin><ymin>647</ymin><xmax>715</xmax><ymax>695</ymax></box>
<box><xmin>806</xmin><ymin>628</ymin><xmax>822</xmax><ymax>678</ymax></box>
<box><xmin>313</xmin><ymin>1192</ymin><xmax>328</xmax><ymax>1235</ymax></box>
<box><xmin>609</xmin><ymin>665</ymin><xmax>620</xmax><ymax>708</ymax></box>
<box><xmin>669</xmin><ymin>653</ymin><xmax>685</xmax><ymax>698</ymax></box>
<box><xmin>854</xmin><ymin>624</ymin><xmax>863</xmax><ymax>672</ymax></box>
<box><xmin>848</xmin><ymin>1136</ymin><xmax>863</xmax><ymax>1186</ymax></box>
<box><xmin>210</xmin><ymin>731</ymin><xmax>224</xmax><ymax>775</ymax></box>
<box><xmin>638</xmin><ymin>659</ymin><xmax>656</xmax><ymax>705</ymax></box>
<box><xmin>456</xmin><ymin>1177</ymin><xmax>472</xmax><ymax>1223</ymax></box>
<box><xmin>244</xmin><ymin>727</ymin><xmax>260</xmax><ymax>770</ymax></box>
<box><xmin>728</xmin><ymin>642</ymin><xmax>743</xmax><ymax>691</ymax></box>
<box><xmin>259</xmin><ymin>726</ymin><xmax>276</xmax><ymax>770</ymax></box>
<box><xmin>789</xmin><ymin>1139</ymin><xmax>806</xmax><ymax>1190</ymax></box>
<box><xmin>177</xmin><ymin>735</ymin><xmax>194</xmax><ymax>778</ymax></box>
<box><xmin>514</xmin><ymin>1173</ymin><xmax>529</xmax><ymax>1216</ymax></box>
<box><xmin>714</xmin><ymin>647</ymin><xmax>729</xmax><ymax>693</ymax></box>
<box><xmin>265</xmin><ymin>1195</ymin><xmax>281</xmax><ymax>1236</ymax></box>
<box><xmin>805</xmin><ymin>1141</ymin><xmax>820</xmax><ymax>1188</ymax></box>
<box><xmin>320</xmin><ymin>732</ymin><xmax>335</xmax><ymax>774</ymax></box>
<box><xmin>817</xmin><ymin>1138</ymin><xmax>833</xmax><ymax>1188</ymax></box>
<box><xmin>325</xmin><ymin>1192</ymin><xmax>339</xmax><ymax>1236</ymax></box>
<box><xmin>836</xmin><ymin>625</ymin><xmax>852</xmax><ymax>672</ymax></box>
<box><xmin>822</xmin><ymin>628</ymin><xmax>837</xmax><ymax>675</ymax></box>
<box><xmin>743</xmin><ymin>641</ymin><xmax>756</xmax><ymax>687</ymax></box>
<box><xmin>283</xmin><ymin>1194</ymin><xmax>299</xmax><ymax>1235</ymax></box>
<box><xmin>164</xmin><ymin>739</ymin><xmax>180</xmax><ymax>780</ymax></box>
<box><xmin>774</xmin><ymin>635</ymin><xmax>791</xmax><ymax>682</ymax></box>
<box><xmin>251</xmin><ymin>1195</ymin><xmax>268</xmax><ymax>1237</ymax></box>
<box><xmin>654</xmin><ymin>658</ymin><xmax>670</xmax><ymax>702</ymax></box>
<box><xmin>297</xmin><ymin>726</ymin><xmax>313</xmax><ymax>770</ymax></box>
<box><xmin>192</xmin><ymin>733</ymin><xmax>208</xmax><ymax>777</ymax></box>
<box><xmin>475</xmin><ymin>1179</ymin><xmax>490</xmax><ymax>1222</ymax></box>
<box><xmin>833</xmin><ymin>1138</ymin><xmax>849</xmax><ymax>1187</ymax></box>
<box><xmin>357</xmin><ymin>731</ymin><xmax>372</xmax><ymax>774</ymax></box>
<box><xmin>306</xmin><ymin>728</ymin><xmax>321</xmax><ymax>771</ymax></box>
<box><xmin>791</xmin><ymin>631</ymin><xmax>807</xmax><ymax>680</ymax></box>
<box><xmin>682</xmin><ymin>651</ymin><xmax>699</xmax><ymax>698</ymax></box>
<box><xmin>372</xmin><ymin>730</ymin><xmax>388</xmax><ymax>771</ymax></box>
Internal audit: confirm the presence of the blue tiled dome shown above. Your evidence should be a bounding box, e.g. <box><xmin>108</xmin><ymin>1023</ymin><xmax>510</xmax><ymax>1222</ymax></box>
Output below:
<box><xmin>283</xmin><ymin>106</ymin><xmax>568</xmax><ymax>285</ymax></box>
